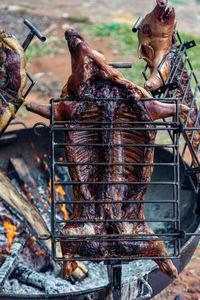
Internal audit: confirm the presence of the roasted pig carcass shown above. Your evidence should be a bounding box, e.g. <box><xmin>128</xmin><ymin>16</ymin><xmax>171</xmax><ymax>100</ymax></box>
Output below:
<box><xmin>27</xmin><ymin>28</ymin><xmax>189</xmax><ymax>280</ymax></box>
<box><xmin>138</xmin><ymin>0</ymin><xmax>176</xmax><ymax>92</ymax></box>
<box><xmin>138</xmin><ymin>0</ymin><xmax>200</xmax><ymax>167</ymax></box>
<box><xmin>0</xmin><ymin>30</ymin><xmax>27</xmax><ymax>135</ymax></box>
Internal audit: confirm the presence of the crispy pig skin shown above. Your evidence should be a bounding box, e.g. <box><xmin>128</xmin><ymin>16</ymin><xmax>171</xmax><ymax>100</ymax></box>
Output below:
<box><xmin>138</xmin><ymin>1</ymin><xmax>200</xmax><ymax>165</ymax></box>
<box><xmin>27</xmin><ymin>29</ymin><xmax>190</xmax><ymax>280</ymax></box>
<box><xmin>0</xmin><ymin>30</ymin><xmax>27</xmax><ymax>135</ymax></box>
<box><xmin>138</xmin><ymin>0</ymin><xmax>175</xmax><ymax>91</ymax></box>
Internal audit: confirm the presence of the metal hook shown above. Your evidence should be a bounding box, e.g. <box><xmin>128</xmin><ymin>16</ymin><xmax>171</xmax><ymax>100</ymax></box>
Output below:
<box><xmin>33</xmin><ymin>122</ymin><xmax>49</xmax><ymax>136</ymax></box>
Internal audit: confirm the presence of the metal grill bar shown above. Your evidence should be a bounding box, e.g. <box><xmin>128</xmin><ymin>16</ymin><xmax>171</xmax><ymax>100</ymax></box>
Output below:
<box><xmin>54</xmin><ymin>181</ymin><xmax>179</xmax><ymax>185</ymax></box>
<box><xmin>55</xmin><ymin>219</ymin><xmax>178</xmax><ymax>224</ymax></box>
<box><xmin>54</xmin><ymin>143</ymin><xmax>176</xmax><ymax>147</ymax></box>
<box><xmin>54</xmin><ymin>256</ymin><xmax>180</xmax><ymax>262</ymax></box>
<box><xmin>55</xmin><ymin>200</ymin><xmax>177</xmax><ymax>204</ymax></box>
<box><xmin>55</xmin><ymin>162</ymin><xmax>177</xmax><ymax>166</ymax></box>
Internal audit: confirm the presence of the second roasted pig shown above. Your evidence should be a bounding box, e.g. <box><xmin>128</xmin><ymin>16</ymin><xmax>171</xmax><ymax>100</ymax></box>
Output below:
<box><xmin>138</xmin><ymin>0</ymin><xmax>200</xmax><ymax>167</ymax></box>
<box><xmin>27</xmin><ymin>28</ymin><xmax>189</xmax><ymax>280</ymax></box>
<box><xmin>0</xmin><ymin>30</ymin><xmax>27</xmax><ymax>135</ymax></box>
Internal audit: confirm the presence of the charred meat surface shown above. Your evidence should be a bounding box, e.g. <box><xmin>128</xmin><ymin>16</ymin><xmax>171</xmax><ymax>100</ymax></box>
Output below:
<box><xmin>27</xmin><ymin>29</ymin><xmax>190</xmax><ymax>280</ymax></box>
<box><xmin>0</xmin><ymin>29</ymin><xmax>27</xmax><ymax>135</ymax></box>
<box><xmin>138</xmin><ymin>0</ymin><xmax>200</xmax><ymax>165</ymax></box>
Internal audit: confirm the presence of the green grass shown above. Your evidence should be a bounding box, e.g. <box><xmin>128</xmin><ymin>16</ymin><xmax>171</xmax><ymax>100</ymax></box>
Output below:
<box><xmin>25</xmin><ymin>38</ymin><xmax>66</xmax><ymax>63</ymax></box>
<box><xmin>79</xmin><ymin>22</ymin><xmax>146</xmax><ymax>86</ymax></box>
<box><xmin>67</xmin><ymin>16</ymin><xmax>90</xmax><ymax>23</ymax></box>
<box><xmin>10</xmin><ymin>8</ymin><xmax>27</xmax><ymax>16</ymax></box>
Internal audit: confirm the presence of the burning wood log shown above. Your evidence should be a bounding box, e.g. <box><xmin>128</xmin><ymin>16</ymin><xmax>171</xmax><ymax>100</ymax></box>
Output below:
<box><xmin>9</xmin><ymin>157</ymin><xmax>38</xmax><ymax>207</ymax></box>
<box><xmin>0</xmin><ymin>234</ymin><xmax>27</xmax><ymax>290</ymax></box>
<box><xmin>0</xmin><ymin>172</ymin><xmax>88</xmax><ymax>281</ymax></box>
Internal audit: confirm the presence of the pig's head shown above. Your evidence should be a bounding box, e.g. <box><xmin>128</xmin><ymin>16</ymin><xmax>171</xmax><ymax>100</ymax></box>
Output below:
<box><xmin>138</xmin><ymin>0</ymin><xmax>176</xmax><ymax>91</ymax></box>
<box><xmin>63</xmin><ymin>28</ymin><xmax>107</xmax><ymax>97</ymax></box>
<box><xmin>63</xmin><ymin>28</ymin><xmax>150</xmax><ymax>101</ymax></box>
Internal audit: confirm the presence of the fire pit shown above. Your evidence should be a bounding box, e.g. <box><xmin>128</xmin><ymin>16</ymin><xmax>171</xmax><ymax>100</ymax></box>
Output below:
<box><xmin>0</xmin><ymin>125</ymin><xmax>199</xmax><ymax>299</ymax></box>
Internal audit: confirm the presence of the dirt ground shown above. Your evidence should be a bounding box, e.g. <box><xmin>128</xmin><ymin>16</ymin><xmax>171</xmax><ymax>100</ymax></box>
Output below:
<box><xmin>1</xmin><ymin>0</ymin><xmax>200</xmax><ymax>299</ymax></box>
<box><xmin>2</xmin><ymin>0</ymin><xmax>200</xmax><ymax>35</ymax></box>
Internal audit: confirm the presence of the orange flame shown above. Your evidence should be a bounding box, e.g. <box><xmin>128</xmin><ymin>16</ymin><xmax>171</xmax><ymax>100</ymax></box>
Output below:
<box><xmin>36</xmin><ymin>156</ymin><xmax>41</xmax><ymax>163</ymax></box>
<box><xmin>56</xmin><ymin>185</ymin><xmax>66</xmax><ymax>198</ymax></box>
<box><xmin>45</xmin><ymin>176</ymin><xmax>69</xmax><ymax>219</ymax></box>
<box><xmin>3</xmin><ymin>220</ymin><xmax>17</xmax><ymax>253</ymax></box>
<box><xmin>61</xmin><ymin>204</ymin><xmax>69</xmax><ymax>220</ymax></box>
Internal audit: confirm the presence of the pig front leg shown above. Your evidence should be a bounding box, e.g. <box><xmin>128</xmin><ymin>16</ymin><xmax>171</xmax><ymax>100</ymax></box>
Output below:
<box><xmin>26</xmin><ymin>101</ymin><xmax>73</xmax><ymax>121</ymax></box>
<box><xmin>144</xmin><ymin>100</ymin><xmax>189</xmax><ymax>121</ymax></box>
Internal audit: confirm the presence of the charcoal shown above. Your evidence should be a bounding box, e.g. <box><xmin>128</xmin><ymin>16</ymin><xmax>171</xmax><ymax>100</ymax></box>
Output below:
<box><xmin>0</xmin><ymin>235</ymin><xmax>27</xmax><ymax>290</ymax></box>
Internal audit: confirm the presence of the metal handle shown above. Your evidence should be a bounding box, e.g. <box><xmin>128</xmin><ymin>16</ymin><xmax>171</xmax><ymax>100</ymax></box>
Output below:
<box><xmin>9</xmin><ymin>121</ymin><xmax>28</xmax><ymax>129</ymax></box>
<box><xmin>108</xmin><ymin>62</ymin><xmax>132</xmax><ymax>69</ymax></box>
<box><xmin>136</xmin><ymin>277</ymin><xmax>153</xmax><ymax>300</ymax></box>
<box><xmin>23</xmin><ymin>19</ymin><xmax>46</xmax><ymax>51</ymax></box>
<box><xmin>132</xmin><ymin>17</ymin><xmax>144</xmax><ymax>33</ymax></box>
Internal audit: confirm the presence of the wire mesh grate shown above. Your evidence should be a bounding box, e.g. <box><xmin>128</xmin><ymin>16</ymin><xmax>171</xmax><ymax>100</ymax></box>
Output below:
<box><xmin>50</xmin><ymin>96</ymin><xmax>182</xmax><ymax>262</ymax></box>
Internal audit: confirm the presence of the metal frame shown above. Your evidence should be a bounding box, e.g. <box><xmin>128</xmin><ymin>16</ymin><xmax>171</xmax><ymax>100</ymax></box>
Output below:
<box><xmin>50</xmin><ymin>96</ymin><xmax>182</xmax><ymax>262</ymax></box>
<box><xmin>142</xmin><ymin>31</ymin><xmax>200</xmax><ymax>194</ymax></box>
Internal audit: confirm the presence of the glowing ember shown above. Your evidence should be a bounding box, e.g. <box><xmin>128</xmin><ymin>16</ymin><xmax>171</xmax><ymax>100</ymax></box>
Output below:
<box><xmin>3</xmin><ymin>220</ymin><xmax>17</xmax><ymax>253</ymax></box>
<box><xmin>28</xmin><ymin>237</ymin><xmax>46</xmax><ymax>256</ymax></box>
<box><xmin>36</xmin><ymin>156</ymin><xmax>41</xmax><ymax>163</ymax></box>
<box><xmin>46</xmin><ymin>178</ymin><xmax>52</xmax><ymax>204</ymax></box>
